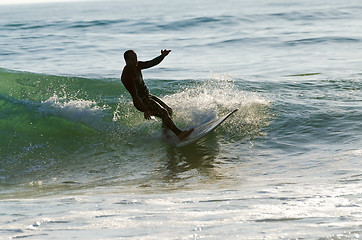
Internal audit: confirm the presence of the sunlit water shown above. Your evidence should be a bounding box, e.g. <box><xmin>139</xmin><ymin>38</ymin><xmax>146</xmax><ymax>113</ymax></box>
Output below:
<box><xmin>1</xmin><ymin>0</ymin><xmax>362</xmax><ymax>239</ymax></box>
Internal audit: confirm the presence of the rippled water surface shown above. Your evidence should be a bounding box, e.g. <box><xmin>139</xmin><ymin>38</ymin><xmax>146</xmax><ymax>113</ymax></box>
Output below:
<box><xmin>1</xmin><ymin>0</ymin><xmax>362</xmax><ymax>239</ymax></box>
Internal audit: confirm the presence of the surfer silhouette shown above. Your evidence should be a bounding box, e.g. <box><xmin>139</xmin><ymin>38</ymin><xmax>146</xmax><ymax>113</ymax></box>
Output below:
<box><xmin>121</xmin><ymin>49</ymin><xmax>194</xmax><ymax>140</ymax></box>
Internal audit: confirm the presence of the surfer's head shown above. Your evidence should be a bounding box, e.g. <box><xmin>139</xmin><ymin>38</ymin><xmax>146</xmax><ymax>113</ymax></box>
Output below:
<box><xmin>124</xmin><ymin>50</ymin><xmax>137</xmax><ymax>66</ymax></box>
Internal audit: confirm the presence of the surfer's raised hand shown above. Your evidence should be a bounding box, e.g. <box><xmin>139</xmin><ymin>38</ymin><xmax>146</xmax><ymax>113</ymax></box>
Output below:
<box><xmin>161</xmin><ymin>49</ymin><xmax>171</xmax><ymax>57</ymax></box>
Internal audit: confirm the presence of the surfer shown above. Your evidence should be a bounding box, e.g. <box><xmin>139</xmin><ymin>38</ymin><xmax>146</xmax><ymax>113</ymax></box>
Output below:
<box><xmin>121</xmin><ymin>49</ymin><xmax>194</xmax><ymax>140</ymax></box>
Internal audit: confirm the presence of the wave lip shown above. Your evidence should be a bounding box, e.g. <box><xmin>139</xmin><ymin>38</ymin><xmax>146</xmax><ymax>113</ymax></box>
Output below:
<box><xmin>41</xmin><ymin>94</ymin><xmax>108</xmax><ymax>130</ymax></box>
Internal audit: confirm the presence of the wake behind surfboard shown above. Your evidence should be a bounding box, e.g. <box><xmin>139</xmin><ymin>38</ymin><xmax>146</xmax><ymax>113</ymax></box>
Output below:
<box><xmin>163</xmin><ymin>109</ymin><xmax>238</xmax><ymax>147</ymax></box>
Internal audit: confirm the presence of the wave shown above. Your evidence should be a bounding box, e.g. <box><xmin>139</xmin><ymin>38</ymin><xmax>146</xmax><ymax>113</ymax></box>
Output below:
<box><xmin>0</xmin><ymin>69</ymin><xmax>118</xmax><ymax>154</ymax></box>
<box><xmin>285</xmin><ymin>36</ymin><xmax>361</xmax><ymax>46</ymax></box>
<box><xmin>267</xmin><ymin>9</ymin><xmax>348</xmax><ymax>21</ymax></box>
<box><xmin>0</xmin><ymin>68</ymin><xmax>270</xmax><ymax>135</ymax></box>
<box><xmin>1</xmin><ymin>18</ymin><xmax>127</xmax><ymax>32</ymax></box>
<box><xmin>0</xmin><ymin>68</ymin><xmax>270</xmax><ymax>189</ymax></box>
<box><xmin>157</xmin><ymin>16</ymin><xmax>235</xmax><ymax>31</ymax></box>
<box><xmin>1</xmin><ymin>16</ymin><xmax>234</xmax><ymax>33</ymax></box>
<box><xmin>67</xmin><ymin>19</ymin><xmax>127</xmax><ymax>29</ymax></box>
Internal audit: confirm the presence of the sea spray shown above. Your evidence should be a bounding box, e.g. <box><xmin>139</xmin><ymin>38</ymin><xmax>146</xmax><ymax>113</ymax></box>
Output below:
<box><xmin>41</xmin><ymin>94</ymin><xmax>109</xmax><ymax>130</ymax></box>
<box><xmin>163</xmin><ymin>74</ymin><xmax>271</xmax><ymax>139</ymax></box>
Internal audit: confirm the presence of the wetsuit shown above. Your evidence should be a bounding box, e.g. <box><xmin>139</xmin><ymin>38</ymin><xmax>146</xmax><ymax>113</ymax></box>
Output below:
<box><xmin>121</xmin><ymin>55</ymin><xmax>181</xmax><ymax>135</ymax></box>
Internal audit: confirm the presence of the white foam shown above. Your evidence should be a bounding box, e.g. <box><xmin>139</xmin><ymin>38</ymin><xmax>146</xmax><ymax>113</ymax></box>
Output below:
<box><xmin>163</xmin><ymin>75</ymin><xmax>271</xmax><ymax>133</ymax></box>
<box><xmin>41</xmin><ymin>94</ymin><xmax>108</xmax><ymax>129</ymax></box>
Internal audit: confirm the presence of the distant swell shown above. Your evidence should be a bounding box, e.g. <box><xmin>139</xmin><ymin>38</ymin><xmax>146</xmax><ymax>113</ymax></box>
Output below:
<box><xmin>285</xmin><ymin>36</ymin><xmax>360</xmax><ymax>46</ymax></box>
<box><xmin>1</xmin><ymin>19</ymin><xmax>127</xmax><ymax>31</ymax></box>
<box><xmin>157</xmin><ymin>16</ymin><xmax>228</xmax><ymax>30</ymax></box>
<box><xmin>68</xmin><ymin>19</ymin><xmax>127</xmax><ymax>29</ymax></box>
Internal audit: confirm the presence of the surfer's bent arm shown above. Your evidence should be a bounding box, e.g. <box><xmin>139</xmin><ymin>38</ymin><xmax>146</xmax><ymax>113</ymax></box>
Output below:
<box><xmin>138</xmin><ymin>49</ymin><xmax>171</xmax><ymax>70</ymax></box>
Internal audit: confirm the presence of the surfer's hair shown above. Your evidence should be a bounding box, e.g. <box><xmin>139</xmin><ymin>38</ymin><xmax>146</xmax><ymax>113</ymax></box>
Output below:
<box><xmin>124</xmin><ymin>50</ymin><xmax>136</xmax><ymax>60</ymax></box>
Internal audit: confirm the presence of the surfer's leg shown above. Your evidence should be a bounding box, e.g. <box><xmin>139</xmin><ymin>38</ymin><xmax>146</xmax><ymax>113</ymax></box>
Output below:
<box><xmin>143</xmin><ymin>97</ymin><xmax>181</xmax><ymax>135</ymax></box>
<box><xmin>153</xmin><ymin>106</ymin><xmax>193</xmax><ymax>140</ymax></box>
<box><xmin>143</xmin><ymin>96</ymin><xmax>193</xmax><ymax>139</ymax></box>
<box><xmin>159</xmin><ymin>112</ymin><xmax>193</xmax><ymax>140</ymax></box>
<box><xmin>149</xmin><ymin>95</ymin><xmax>173</xmax><ymax>118</ymax></box>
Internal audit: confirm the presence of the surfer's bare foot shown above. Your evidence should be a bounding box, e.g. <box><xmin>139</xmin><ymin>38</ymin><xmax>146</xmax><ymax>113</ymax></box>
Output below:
<box><xmin>178</xmin><ymin>128</ymin><xmax>194</xmax><ymax>140</ymax></box>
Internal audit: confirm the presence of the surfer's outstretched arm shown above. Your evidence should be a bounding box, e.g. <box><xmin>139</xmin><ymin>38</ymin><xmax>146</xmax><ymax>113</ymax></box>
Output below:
<box><xmin>138</xmin><ymin>49</ymin><xmax>171</xmax><ymax>70</ymax></box>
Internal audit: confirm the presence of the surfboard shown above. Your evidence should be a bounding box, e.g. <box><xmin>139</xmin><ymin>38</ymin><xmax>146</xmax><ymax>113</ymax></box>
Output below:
<box><xmin>164</xmin><ymin>109</ymin><xmax>238</xmax><ymax>147</ymax></box>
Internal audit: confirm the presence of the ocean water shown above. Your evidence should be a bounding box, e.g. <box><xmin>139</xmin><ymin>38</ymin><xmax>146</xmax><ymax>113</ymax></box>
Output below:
<box><xmin>1</xmin><ymin>0</ymin><xmax>362</xmax><ymax>239</ymax></box>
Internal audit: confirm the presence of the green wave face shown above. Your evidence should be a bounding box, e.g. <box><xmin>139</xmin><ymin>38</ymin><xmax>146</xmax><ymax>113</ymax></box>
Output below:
<box><xmin>0</xmin><ymin>68</ymin><xmax>270</xmax><ymax>192</ymax></box>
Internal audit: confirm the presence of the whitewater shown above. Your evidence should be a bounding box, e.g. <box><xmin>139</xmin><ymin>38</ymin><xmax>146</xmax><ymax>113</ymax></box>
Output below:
<box><xmin>1</xmin><ymin>0</ymin><xmax>362</xmax><ymax>239</ymax></box>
